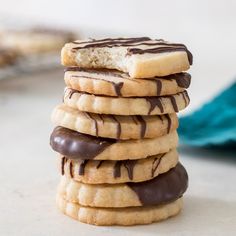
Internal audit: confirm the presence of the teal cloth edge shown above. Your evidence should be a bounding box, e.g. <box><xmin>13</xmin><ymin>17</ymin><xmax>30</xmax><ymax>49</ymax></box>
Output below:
<box><xmin>178</xmin><ymin>81</ymin><xmax>236</xmax><ymax>147</ymax></box>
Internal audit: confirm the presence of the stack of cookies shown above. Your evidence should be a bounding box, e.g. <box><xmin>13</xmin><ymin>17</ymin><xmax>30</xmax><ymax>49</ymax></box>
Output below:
<box><xmin>50</xmin><ymin>37</ymin><xmax>192</xmax><ymax>226</ymax></box>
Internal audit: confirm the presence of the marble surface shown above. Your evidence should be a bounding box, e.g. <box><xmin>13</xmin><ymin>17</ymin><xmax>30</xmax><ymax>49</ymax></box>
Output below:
<box><xmin>0</xmin><ymin>70</ymin><xmax>236</xmax><ymax>236</ymax></box>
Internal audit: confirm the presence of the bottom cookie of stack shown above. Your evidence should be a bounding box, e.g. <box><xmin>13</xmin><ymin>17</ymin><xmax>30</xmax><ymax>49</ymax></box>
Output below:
<box><xmin>56</xmin><ymin>163</ymin><xmax>188</xmax><ymax>225</ymax></box>
<box><xmin>56</xmin><ymin>195</ymin><xmax>183</xmax><ymax>226</ymax></box>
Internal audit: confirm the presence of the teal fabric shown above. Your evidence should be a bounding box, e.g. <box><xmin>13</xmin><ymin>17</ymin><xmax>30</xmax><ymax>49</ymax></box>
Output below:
<box><xmin>178</xmin><ymin>81</ymin><xmax>236</xmax><ymax>147</ymax></box>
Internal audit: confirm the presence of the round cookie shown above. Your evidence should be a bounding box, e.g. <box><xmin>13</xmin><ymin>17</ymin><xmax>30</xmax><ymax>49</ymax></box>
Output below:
<box><xmin>50</xmin><ymin>126</ymin><xmax>178</xmax><ymax>160</ymax></box>
<box><xmin>64</xmin><ymin>68</ymin><xmax>191</xmax><ymax>97</ymax></box>
<box><xmin>56</xmin><ymin>195</ymin><xmax>183</xmax><ymax>226</ymax></box>
<box><xmin>58</xmin><ymin>162</ymin><xmax>188</xmax><ymax>207</ymax></box>
<box><xmin>63</xmin><ymin>88</ymin><xmax>190</xmax><ymax>115</ymax></box>
<box><xmin>51</xmin><ymin>104</ymin><xmax>179</xmax><ymax>140</ymax></box>
<box><xmin>60</xmin><ymin>149</ymin><xmax>178</xmax><ymax>184</ymax></box>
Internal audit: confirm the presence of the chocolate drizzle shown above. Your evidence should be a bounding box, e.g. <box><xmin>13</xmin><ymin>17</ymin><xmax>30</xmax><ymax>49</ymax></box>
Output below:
<box><xmin>123</xmin><ymin>160</ymin><xmax>137</xmax><ymax>180</ymax></box>
<box><xmin>113</xmin><ymin>160</ymin><xmax>138</xmax><ymax>180</ymax></box>
<box><xmin>114</xmin><ymin>161</ymin><xmax>122</xmax><ymax>178</ymax></box>
<box><xmin>155</xmin><ymin>79</ymin><xmax>162</xmax><ymax>96</ymax></box>
<box><xmin>78</xmin><ymin>160</ymin><xmax>88</xmax><ymax>175</ymax></box>
<box><xmin>146</xmin><ymin>97</ymin><xmax>164</xmax><ymax>115</ymax></box>
<box><xmin>151</xmin><ymin>153</ymin><xmax>165</xmax><ymax>177</ymax></box>
<box><xmin>69</xmin><ymin>161</ymin><xmax>73</xmax><ymax>178</ymax></box>
<box><xmin>164</xmin><ymin>114</ymin><xmax>172</xmax><ymax>134</ymax></box>
<box><xmin>170</xmin><ymin>96</ymin><xmax>179</xmax><ymax>112</ymax></box>
<box><xmin>182</xmin><ymin>91</ymin><xmax>190</xmax><ymax>107</ymax></box>
<box><xmin>85</xmin><ymin>113</ymin><xmax>98</xmax><ymax>136</ymax></box>
<box><xmin>128</xmin><ymin>46</ymin><xmax>192</xmax><ymax>65</ymax></box>
<box><xmin>145</xmin><ymin>92</ymin><xmax>187</xmax><ymax>114</ymax></box>
<box><xmin>96</xmin><ymin>160</ymin><xmax>104</xmax><ymax>169</ymax></box>
<box><xmin>135</xmin><ymin>115</ymin><xmax>147</xmax><ymax>138</ymax></box>
<box><xmin>71</xmin><ymin>37</ymin><xmax>192</xmax><ymax>65</ymax></box>
<box><xmin>72</xmin><ymin>37</ymin><xmax>151</xmax><ymax>48</ymax></box>
<box><xmin>112</xmin><ymin>82</ymin><xmax>124</xmax><ymax>96</ymax></box>
<box><xmin>69</xmin><ymin>71</ymin><xmax>125</xmax><ymax>96</ymax></box>
<box><xmin>110</xmin><ymin>116</ymin><xmax>121</xmax><ymax>139</ymax></box>
<box><xmin>127</xmin><ymin>163</ymin><xmax>188</xmax><ymax>206</ymax></box>
<box><xmin>182</xmin><ymin>92</ymin><xmax>187</xmax><ymax>107</ymax></box>
<box><xmin>61</xmin><ymin>157</ymin><xmax>65</xmax><ymax>175</ymax></box>
<box><xmin>50</xmin><ymin>126</ymin><xmax>115</xmax><ymax>160</ymax></box>
<box><xmin>67</xmin><ymin>88</ymin><xmax>78</xmax><ymax>99</ymax></box>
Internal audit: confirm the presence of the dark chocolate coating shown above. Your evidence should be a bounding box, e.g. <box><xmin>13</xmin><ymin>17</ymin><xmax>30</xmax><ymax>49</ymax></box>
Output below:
<box><xmin>50</xmin><ymin>126</ymin><xmax>115</xmax><ymax>159</ymax></box>
<box><xmin>127</xmin><ymin>163</ymin><xmax>188</xmax><ymax>206</ymax></box>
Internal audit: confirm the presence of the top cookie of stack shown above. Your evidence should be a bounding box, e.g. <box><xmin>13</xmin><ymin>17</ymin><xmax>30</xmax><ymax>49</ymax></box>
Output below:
<box><xmin>62</xmin><ymin>37</ymin><xmax>192</xmax><ymax>78</ymax></box>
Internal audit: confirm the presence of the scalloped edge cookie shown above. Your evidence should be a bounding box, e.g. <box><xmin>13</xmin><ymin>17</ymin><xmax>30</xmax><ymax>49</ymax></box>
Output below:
<box><xmin>60</xmin><ymin>149</ymin><xmax>178</xmax><ymax>184</ymax></box>
<box><xmin>56</xmin><ymin>194</ymin><xmax>183</xmax><ymax>225</ymax></box>
<box><xmin>64</xmin><ymin>68</ymin><xmax>190</xmax><ymax>97</ymax></box>
<box><xmin>63</xmin><ymin>88</ymin><xmax>189</xmax><ymax>115</ymax></box>
<box><xmin>51</xmin><ymin>104</ymin><xmax>179</xmax><ymax>139</ymax></box>
<box><xmin>50</xmin><ymin>127</ymin><xmax>178</xmax><ymax>160</ymax></box>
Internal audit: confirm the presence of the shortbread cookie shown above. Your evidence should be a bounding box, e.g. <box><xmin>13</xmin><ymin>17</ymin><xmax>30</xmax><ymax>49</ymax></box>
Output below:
<box><xmin>60</xmin><ymin>149</ymin><xmax>178</xmax><ymax>184</ymax></box>
<box><xmin>64</xmin><ymin>88</ymin><xmax>190</xmax><ymax>115</ymax></box>
<box><xmin>64</xmin><ymin>68</ymin><xmax>191</xmax><ymax>97</ymax></box>
<box><xmin>58</xmin><ymin>163</ymin><xmax>188</xmax><ymax>207</ymax></box>
<box><xmin>50</xmin><ymin>126</ymin><xmax>178</xmax><ymax>160</ymax></box>
<box><xmin>52</xmin><ymin>104</ymin><xmax>178</xmax><ymax>139</ymax></box>
<box><xmin>61</xmin><ymin>37</ymin><xmax>192</xmax><ymax>78</ymax></box>
<box><xmin>56</xmin><ymin>195</ymin><xmax>183</xmax><ymax>225</ymax></box>
<box><xmin>1</xmin><ymin>28</ymin><xmax>75</xmax><ymax>54</ymax></box>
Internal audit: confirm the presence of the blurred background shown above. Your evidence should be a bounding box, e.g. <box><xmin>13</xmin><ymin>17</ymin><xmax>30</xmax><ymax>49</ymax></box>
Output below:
<box><xmin>1</xmin><ymin>1</ymin><xmax>236</xmax><ymax>235</ymax></box>
<box><xmin>1</xmin><ymin>0</ymin><xmax>236</xmax><ymax>109</ymax></box>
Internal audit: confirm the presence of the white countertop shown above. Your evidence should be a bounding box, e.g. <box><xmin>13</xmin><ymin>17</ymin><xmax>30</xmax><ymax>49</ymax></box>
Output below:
<box><xmin>1</xmin><ymin>70</ymin><xmax>236</xmax><ymax>236</ymax></box>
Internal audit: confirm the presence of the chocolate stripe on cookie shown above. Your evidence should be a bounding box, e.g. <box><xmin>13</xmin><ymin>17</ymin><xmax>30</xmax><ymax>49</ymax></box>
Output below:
<box><xmin>151</xmin><ymin>153</ymin><xmax>165</xmax><ymax>177</ymax></box>
<box><xmin>61</xmin><ymin>157</ymin><xmax>66</xmax><ymax>175</ymax></box>
<box><xmin>113</xmin><ymin>160</ymin><xmax>138</xmax><ymax>180</ymax></box>
<box><xmin>63</xmin><ymin>152</ymin><xmax>170</xmax><ymax>181</ymax></box>
<box><xmin>135</xmin><ymin>115</ymin><xmax>147</xmax><ymax>138</ymax></box>
<box><xmin>164</xmin><ymin>114</ymin><xmax>172</xmax><ymax>134</ymax></box>
<box><xmin>110</xmin><ymin>115</ymin><xmax>121</xmax><ymax>139</ymax></box>
<box><xmin>70</xmin><ymin>74</ymin><xmax>125</xmax><ymax>96</ymax></box>
<box><xmin>146</xmin><ymin>97</ymin><xmax>164</xmax><ymax>114</ymax></box>
<box><xmin>78</xmin><ymin>160</ymin><xmax>88</xmax><ymax>175</ymax></box>
<box><xmin>85</xmin><ymin>113</ymin><xmax>98</xmax><ymax>137</ymax></box>
<box><xmin>72</xmin><ymin>37</ymin><xmax>151</xmax><ymax>48</ymax></box>
<box><xmin>71</xmin><ymin>37</ymin><xmax>192</xmax><ymax>65</ymax></box>
<box><xmin>64</xmin><ymin>88</ymin><xmax>189</xmax><ymax>115</ymax></box>
<box><xmin>65</xmin><ymin>69</ymin><xmax>191</xmax><ymax>97</ymax></box>
<box><xmin>127</xmin><ymin>163</ymin><xmax>188</xmax><ymax>206</ymax></box>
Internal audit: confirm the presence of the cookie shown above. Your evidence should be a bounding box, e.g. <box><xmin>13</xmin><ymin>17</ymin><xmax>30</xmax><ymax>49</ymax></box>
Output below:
<box><xmin>51</xmin><ymin>104</ymin><xmax>178</xmax><ymax>140</ymax></box>
<box><xmin>58</xmin><ymin>162</ymin><xmax>188</xmax><ymax>207</ymax></box>
<box><xmin>60</xmin><ymin>149</ymin><xmax>178</xmax><ymax>184</ymax></box>
<box><xmin>56</xmin><ymin>194</ymin><xmax>183</xmax><ymax>225</ymax></box>
<box><xmin>64</xmin><ymin>68</ymin><xmax>191</xmax><ymax>97</ymax></box>
<box><xmin>61</xmin><ymin>37</ymin><xmax>192</xmax><ymax>78</ymax></box>
<box><xmin>50</xmin><ymin>126</ymin><xmax>178</xmax><ymax>160</ymax></box>
<box><xmin>1</xmin><ymin>28</ymin><xmax>75</xmax><ymax>54</ymax></box>
<box><xmin>63</xmin><ymin>88</ymin><xmax>190</xmax><ymax>115</ymax></box>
